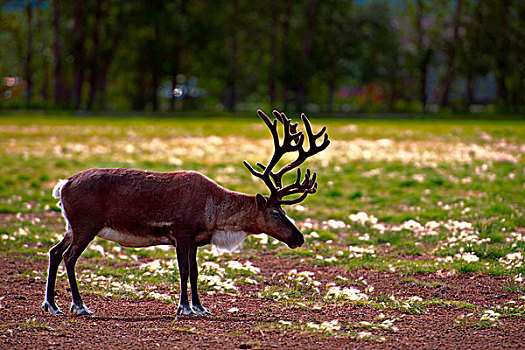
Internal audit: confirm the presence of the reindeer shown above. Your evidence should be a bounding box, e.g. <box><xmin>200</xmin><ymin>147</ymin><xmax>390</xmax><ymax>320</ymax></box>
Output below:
<box><xmin>42</xmin><ymin>109</ymin><xmax>330</xmax><ymax>316</ymax></box>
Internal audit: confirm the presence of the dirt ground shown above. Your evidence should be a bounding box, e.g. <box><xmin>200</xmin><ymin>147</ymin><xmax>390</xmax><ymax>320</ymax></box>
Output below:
<box><xmin>1</xmin><ymin>252</ymin><xmax>524</xmax><ymax>350</ymax></box>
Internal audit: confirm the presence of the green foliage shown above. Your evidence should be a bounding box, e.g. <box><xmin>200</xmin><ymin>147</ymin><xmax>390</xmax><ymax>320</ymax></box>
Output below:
<box><xmin>1</xmin><ymin>0</ymin><xmax>524</xmax><ymax>112</ymax></box>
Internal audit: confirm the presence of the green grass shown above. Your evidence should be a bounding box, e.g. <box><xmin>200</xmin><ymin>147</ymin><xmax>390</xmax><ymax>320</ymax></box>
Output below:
<box><xmin>0</xmin><ymin>114</ymin><xmax>524</xmax><ymax>320</ymax></box>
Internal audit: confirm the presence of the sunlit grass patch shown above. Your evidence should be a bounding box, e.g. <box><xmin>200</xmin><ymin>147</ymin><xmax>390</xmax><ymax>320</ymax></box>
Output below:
<box><xmin>258</xmin><ymin>269</ymin><xmax>323</xmax><ymax>302</ymax></box>
<box><xmin>269</xmin><ymin>315</ymin><xmax>397</xmax><ymax>342</ymax></box>
<box><xmin>1</xmin><ymin>116</ymin><xmax>524</xmax><ymax>331</ymax></box>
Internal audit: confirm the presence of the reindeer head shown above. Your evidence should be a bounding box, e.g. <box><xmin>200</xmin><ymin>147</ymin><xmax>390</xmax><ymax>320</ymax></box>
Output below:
<box><xmin>244</xmin><ymin>110</ymin><xmax>330</xmax><ymax>249</ymax></box>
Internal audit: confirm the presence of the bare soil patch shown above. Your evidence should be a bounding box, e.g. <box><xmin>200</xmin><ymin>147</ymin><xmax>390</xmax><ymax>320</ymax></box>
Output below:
<box><xmin>0</xmin><ymin>253</ymin><xmax>523</xmax><ymax>349</ymax></box>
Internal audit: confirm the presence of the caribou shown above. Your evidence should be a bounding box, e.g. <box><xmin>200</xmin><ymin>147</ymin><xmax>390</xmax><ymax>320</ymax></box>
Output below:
<box><xmin>42</xmin><ymin>109</ymin><xmax>330</xmax><ymax>316</ymax></box>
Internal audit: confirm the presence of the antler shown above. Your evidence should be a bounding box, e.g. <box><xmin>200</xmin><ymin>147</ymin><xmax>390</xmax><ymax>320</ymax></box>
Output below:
<box><xmin>243</xmin><ymin>109</ymin><xmax>330</xmax><ymax>207</ymax></box>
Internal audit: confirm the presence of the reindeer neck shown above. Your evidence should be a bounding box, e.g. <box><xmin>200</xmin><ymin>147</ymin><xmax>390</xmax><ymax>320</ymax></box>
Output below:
<box><xmin>206</xmin><ymin>189</ymin><xmax>259</xmax><ymax>234</ymax></box>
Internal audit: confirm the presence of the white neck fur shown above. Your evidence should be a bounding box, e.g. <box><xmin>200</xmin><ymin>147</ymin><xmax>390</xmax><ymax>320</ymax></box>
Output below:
<box><xmin>211</xmin><ymin>230</ymin><xmax>247</xmax><ymax>253</ymax></box>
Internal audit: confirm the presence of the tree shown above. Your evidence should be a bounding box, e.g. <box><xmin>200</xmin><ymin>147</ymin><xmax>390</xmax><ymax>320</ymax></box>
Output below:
<box><xmin>1</xmin><ymin>0</ymin><xmax>523</xmax><ymax>113</ymax></box>
<box><xmin>24</xmin><ymin>0</ymin><xmax>33</xmax><ymax>107</ymax></box>
<box><xmin>278</xmin><ymin>0</ymin><xmax>293</xmax><ymax>110</ymax></box>
<box><xmin>312</xmin><ymin>0</ymin><xmax>357</xmax><ymax>112</ymax></box>
<box><xmin>35</xmin><ymin>0</ymin><xmax>51</xmax><ymax>104</ymax></box>
<box><xmin>267</xmin><ymin>0</ymin><xmax>279</xmax><ymax>107</ymax></box>
<box><xmin>71</xmin><ymin>0</ymin><xmax>86</xmax><ymax>109</ymax></box>
<box><xmin>52</xmin><ymin>0</ymin><xmax>67</xmax><ymax>106</ymax></box>
<box><xmin>413</xmin><ymin>0</ymin><xmax>433</xmax><ymax>112</ymax></box>
<box><xmin>223</xmin><ymin>0</ymin><xmax>239</xmax><ymax>112</ymax></box>
<box><xmin>295</xmin><ymin>0</ymin><xmax>320</xmax><ymax>112</ymax></box>
<box><xmin>356</xmin><ymin>1</ymin><xmax>404</xmax><ymax>111</ymax></box>
<box><xmin>439</xmin><ymin>0</ymin><xmax>462</xmax><ymax>108</ymax></box>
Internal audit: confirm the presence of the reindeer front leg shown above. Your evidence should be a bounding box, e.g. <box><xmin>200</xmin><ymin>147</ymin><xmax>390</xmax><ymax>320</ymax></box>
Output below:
<box><xmin>175</xmin><ymin>243</ymin><xmax>193</xmax><ymax>315</ymax></box>
<box><xmin>188</xmin><ymin>245</ymin><xmax>211</xmax><ymax>316</ymax></box>
<box><xmin>175</xmin><ymin>242</ymin><xmax>211</xmax><ymax>316</ymax></box>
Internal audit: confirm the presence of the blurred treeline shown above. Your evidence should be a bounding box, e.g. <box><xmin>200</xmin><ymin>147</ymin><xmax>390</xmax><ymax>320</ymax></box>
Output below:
<box><xmin>0</xmin><ymin>0</ymin><xmax>524</xmax><ymax>114</ymax></box>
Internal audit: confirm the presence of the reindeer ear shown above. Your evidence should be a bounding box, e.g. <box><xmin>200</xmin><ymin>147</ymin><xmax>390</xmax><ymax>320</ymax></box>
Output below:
<box><xmin>255</xmin><ymin>194</ymin><xmax>268</xmax><ymax>209</ymax></box>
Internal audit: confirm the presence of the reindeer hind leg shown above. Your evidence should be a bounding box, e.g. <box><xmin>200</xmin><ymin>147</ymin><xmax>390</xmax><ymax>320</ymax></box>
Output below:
<box><xmin>42</xmin><ymin>233</ymin><xmax>72</xmax><ymax>315</ymax></box>
<box><xmin>62</xmin><ymin>223</ymin><xmax>100</xmax><ymax>316</ymax></box>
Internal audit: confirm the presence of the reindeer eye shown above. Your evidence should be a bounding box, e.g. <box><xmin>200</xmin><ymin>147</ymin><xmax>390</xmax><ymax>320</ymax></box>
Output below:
<box><xmin>270</xmin><ymin>209</ymin><xmax>280</xmax><ymax>218</ymax></box>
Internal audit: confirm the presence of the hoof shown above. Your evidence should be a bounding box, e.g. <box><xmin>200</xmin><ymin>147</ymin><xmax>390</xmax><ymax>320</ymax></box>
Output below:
<box><xmin>176</xmin><ymin>303</ymin><xmax>211</xmax><ymax>316</ymax></box>
<box><xmin>70</xmin><ymin>303</ymin><xmax>94</xmax><ymax>316</ymax></box>
<box><xmin>192</xmin><ymin>304</ymin><xmax>212</xmax><ymax>316</ymax></box>
<box><xmin>42</xmin><ymin>300</ymin><xmax>64</xmax><ymax>315</ymax></box>
<box><xmin>176</xmin><ymin>304</ymin><xmax>194</xmax><ymax>316</ymax></box>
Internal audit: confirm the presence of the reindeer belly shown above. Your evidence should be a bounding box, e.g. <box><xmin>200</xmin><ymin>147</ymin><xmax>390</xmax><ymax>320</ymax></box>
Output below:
<box><xmin>97</xmin><ymin>227</ymin><xmax>171</xmax><ymax>247</ymax></box>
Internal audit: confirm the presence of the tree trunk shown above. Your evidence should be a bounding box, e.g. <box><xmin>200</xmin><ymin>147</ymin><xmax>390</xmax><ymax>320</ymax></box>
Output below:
<box><xmin>327</xmin><ymin>55</ymin><xmax>337</xmax><ymax>113</ymax></box>
<box><xmin>440</xmin><ymin>0</ymin><xmax>462</xmax><ymax>108</ymax></box>
<box><xmin>465</xmin><ymin>73</ymin><xmax>474</xmax><ymax>110</ymax></box>
<box><xmin>495</xmin><ymin>68</ymin><xmax>508</xmax><ymax>110</ymax></box>
<box><xmin>152</xmin><ymin>72</ymin><xmax>159</xmax><ymax>112</ymax></box>
<box><xmin>72</xmin><ymin>0</ymin><xmax>86</xmax><ymax>109</ymax></box>
<box><xmin>97</xmin><ymin>32</ymin><xmax>122</xmax><ymax>110</ymax></box>
<box><xmin>388</xmin><ymin>77</ymin><xmax>397</xmax><ymax>112</ymax></box>
<box><xmin>24</xmin><ymin>0</ymin><xmax>33</xmax><ymax>107</ymax></box>
<box><xmin>87</xmin><ymin>0</ymin><xmax>102</xmax><ymax>110</ymax></box>
<box><xmin>151</xmin><ymin>22</ymin><xmax>161</xmax><ymax>111</ymax></box>
<box><xmin>495</xmin><ymin>0</ymin><xmax>509</xmax><ymax>110</ymax></box>
<box><xmin>97</xmin><ymin>62</ymin><xmax>110</xmax><ymax>110</ymax></box>
<box><xmin>515</xmin><ymin>70</ymin><xmax>525</xmax><ymax>110</ymax></box>
<box><xmin>36</xmin><ymin>0</ymin><xmax>49</xmax><ymax>103</ymax></box>
<box><xmin>296</xmin><ymin>0</ymin><xmax>319</xmax><ymax>112</ymax></box>
<box><xmin>52</xmin><ymin>0</ymin><xmax>66</xmax><ymax>106</ymax></box>
<box><xmin>280</xmin><ymin>0</ymin><xmax>293</xmax><ymax>111</ymax></box>
<box><xmin>268</xmin><ymin>0</ymin><xmax>279</xmax><ymax>107</ymax></box>
<box><xmin>415</xmin><ymin>0</ymin><xmax>429</xmax><ymax>112</ymax></box>
<box><xmin>134</xmin><ymin>70</ymin><xmax>146</xmax><ymax>111</ymax></box>
<box><xmin>224</xmin><ymin>0</ymin><xmax>239</xmax><ymax>112</ymax></box>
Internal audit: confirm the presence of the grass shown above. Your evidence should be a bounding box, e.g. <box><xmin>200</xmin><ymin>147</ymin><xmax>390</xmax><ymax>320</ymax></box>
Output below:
<box><xmin>0</xmin><ymin>113</ymin><xmax>524</xmax><ymax>338</ymax></box>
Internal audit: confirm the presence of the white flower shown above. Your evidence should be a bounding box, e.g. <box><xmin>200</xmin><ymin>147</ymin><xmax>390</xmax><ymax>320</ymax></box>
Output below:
<box><xmin>407</xmin><ymin>296</ymin><xmax>423</xmax><ymax>303</ymax></box>
<box><xmin>348</xmin><ymin>245</ymin><xmax>375</xmax><ymax>257</ymax></box>
<box><xmin>326</xmin><ymin>219</ymin><xmax>346</xmax><ymax>230</ymax></box>
<box><xmin>505</xmin><ymin>252</ymin><xmax>523</xmax><ymax>261</ymax></box>
<box><xmin>402</xmin><ymin>220</ymin><xmax>424</xmax><ymax>232</ymax></box>
<box><xmin>454</xmin><ymin>252</ymin><xmax>479</xmax><ymax>263</ymax></box>
<box><xmin>89</xmin><ymin>244</ymin><xmax>106</xmax><ymax>256</ymax></box>
<box><xmin>252</xmin><ymin>234</ymin><xmax>268</xmax><ymax>245</ymax></box>
<box><xmin>306</xmin><ymin>322</ymin><xmax>320</xmax><ymax>330</ymax></box>
<box><xmin>295</xmin><ymin>205</ymin><xmax>306</xmax><ymax>212</ymax></box>
<box><xmin>325</xmin><ymin>286</ymin><xmax>368</xmax><ymax>301</ymax></box>
<box><xmin>480</xmin><ymin>309</ymin><xmax>501</xmax><ymax>325</ymax></box>
<box><xmin>307</xmin><ymin>320</ymin><xmax>340</xmax><ymax>333</ymax></box>
<box><xmin>358</xmin><ymin>233</ymin><xmax>370</xmax><ymax>241</ymax></box>
<box><xmin>412</xmin><ymin>174</ymin><xmax>425</xmax><ymax>183</ymax></box>
<box><xmin>357</xmin><ymin>331</ymin><xmax>373</xmax><ymax>339</ymax></box>
<box><xmin>227</xmin><ymin>260</ymin><xmax>261</xmax><ymax>274</ymax></box>
<box><xmin>320</xmin><ymin>320</ymin><xmax>341</xmax><ymax>332</ymax></box>
<box><xmin>372</xmin><ymin>223</ymin><xmax>387</xmax><ymax>233</ymax></box>
<box><xmin>15</xmin><ymin>227</ymin><xmax>29</xmax><ymax>236</ymax></box>
<box><xmin>349</xmin><ymin>212</ymin><xmax>371</xmax><ymax>225</ymax></box>
<box><xmin>148</xmin><ymin>291</ymin><xmax>171</xmax><ymax>301</ymax></box>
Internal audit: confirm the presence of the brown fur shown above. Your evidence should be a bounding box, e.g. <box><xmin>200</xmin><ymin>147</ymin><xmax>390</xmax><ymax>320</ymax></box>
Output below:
<box><xmin>43</xmin><ymin>167</ymin><xmax>304</xmax><ymax>316</ymax></box>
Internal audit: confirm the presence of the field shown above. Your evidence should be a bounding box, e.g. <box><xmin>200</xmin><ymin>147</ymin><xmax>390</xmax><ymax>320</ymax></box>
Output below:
<box><xmin>0</xmin><ymin>114</ymin><xmax>524</xmax><ymax>349</ymax></box>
